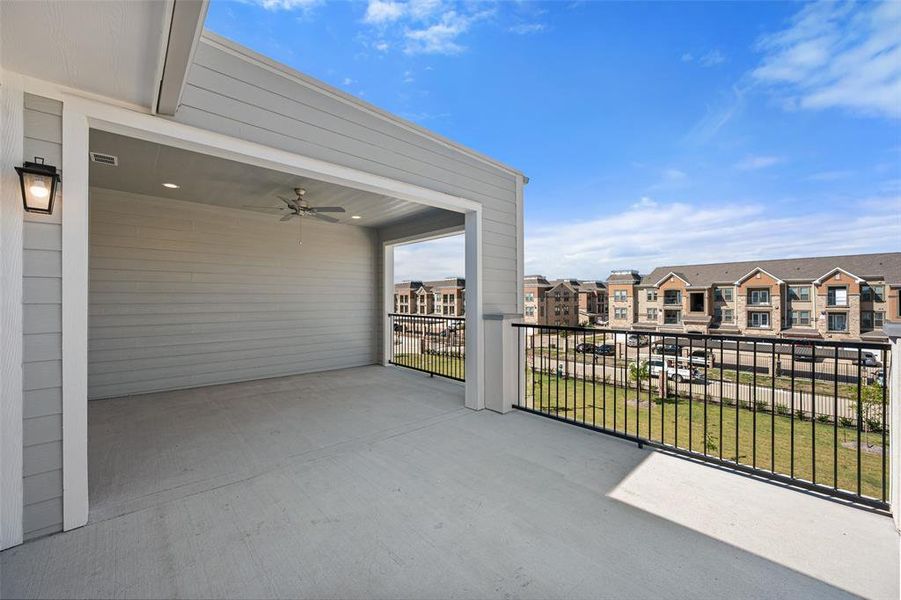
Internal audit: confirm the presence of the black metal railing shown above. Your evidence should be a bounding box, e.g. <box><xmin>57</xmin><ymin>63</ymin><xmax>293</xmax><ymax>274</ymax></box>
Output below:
<box><xmin>513</xmin><ymin>323</ymin><xmax>891</xmax><ymax>510</ymax></box>
<box><xmin>388</xmin><ymin>313</ymin><xmax>465</xmax><ymax>381</ymax></box>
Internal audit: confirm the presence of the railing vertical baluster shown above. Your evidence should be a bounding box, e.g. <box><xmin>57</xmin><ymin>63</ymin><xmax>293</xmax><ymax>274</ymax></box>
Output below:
<box><xmin>564</xmin><ymin>332</ymin><xmax>570</xmax><ymax>420</ymax></box>
<box><xmin>674</xmin><ymin>335</ymin><xmax>679</xmax><ymax>448</ymax></box>
<box><xmin>881</xmin><ymin>348</ymin><xmax>888</xmax><ymax>503</ymax></box>
<box><xmin>624</xmin><ymin>334</ymin><xmax>628</xmax><ymax>436</ymax></box>
<box><xmin>753</xmin><ymin>340</ymin><xmax>757</xmax><ymax>469</ymax></box>
<box><xmin>647</xmin><ymin>334</ymin><xmax>652</xmax><ymax>440</ymax></box>
<box><xmin>791</xmin><ymin>341</ymin><xmax>796</xmax><ymax>479</ymax></box>
<box><xmin>703</xmin><ymin>336</ymin><xmax>708</xmax><ymax>458</ymax></box>
<box><xmin>688</xmin><ymin>336</ymin><xmax>694</xmax><ymax>453</ymax></box>
<box><xmin>556</xmin><ymin>329</ymin><xmax>560</xmax><ymax>416</ymax></box>
<box><xmin>613</xmin><ymin>331</ymin><xmax>618</xmax><ymax>433</ymax></box>
<box><xmin>581</xmin><ymin>330</ymin><xmax>586</xmax><ymax>424</ymax></box>
<box><xmin>771</xmin><ymin>343</ymin><xmax>776</xmax><ymax>474</ymax></box>
<box><xmin>856</xmin><ymin>348</ymin><xmax>862</xmax><ymax>497</ymax></box>
<box><xmin>834</xmin><ymin>346</ymin><xmax>839</xmax><ymax>490</ymax></box>
<box><xmin>735</xmin><ymin>341</ymin><xmax>740</xmax><ymax>464</ymax></box>
<box><xmin>602</xmin><ymin>331</ymin><xmax>607</xmax><ymax>429</ymax></box>
<box><xmin>811</xmin><ymin>343</ymin><xmax>817</xmax><ymax>484</ymax></box>
<box><xmin>719</xmin><ymin>339</ymin><xmax>724</xmax><ymax>461</ymax></box>
<box><xmin>592</xmin><ymin>332</ymin><xmax>597</xmax><ymax>428</ymax></box>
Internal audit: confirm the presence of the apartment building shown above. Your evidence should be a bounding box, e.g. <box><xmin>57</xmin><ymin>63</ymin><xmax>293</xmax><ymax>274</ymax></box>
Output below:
<box><xmin>393</xmin><ymin>278</ymin><xmax>465</xmax><ymax>316</ymax></box>
<box><xmin>523</xmin><ymin>276</ymin><xmax>608</xmax><ymax>326</ymax></box>
<box><xmin>605</xmin><ymin>253</ymin><xmax>900</xmax><ymax>342</ymax></box>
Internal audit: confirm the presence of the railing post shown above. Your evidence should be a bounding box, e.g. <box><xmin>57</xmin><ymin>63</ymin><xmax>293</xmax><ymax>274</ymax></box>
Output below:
<box><xmin>484</xmin><ymin>314</ymin><xmax>521</xmax><ymax>413</ymax></box>
<box><xmin>885</xmin><ymin>323</ymin><xmax>901</xmax><ymax>533</ymax></box>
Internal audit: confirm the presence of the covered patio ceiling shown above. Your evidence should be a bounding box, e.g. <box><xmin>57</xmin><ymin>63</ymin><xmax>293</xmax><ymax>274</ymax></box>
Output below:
<box><xmin>89</xmin><ymin>129</ymin><xmax>449</xmax><ymax>229</ymax></box>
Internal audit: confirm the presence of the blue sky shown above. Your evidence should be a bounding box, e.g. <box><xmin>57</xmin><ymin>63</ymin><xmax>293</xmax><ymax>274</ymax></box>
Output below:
<box><xmin>206</xmin><ymin>0</ymin><xmax>901</xmax><ymax>281</ymax></box>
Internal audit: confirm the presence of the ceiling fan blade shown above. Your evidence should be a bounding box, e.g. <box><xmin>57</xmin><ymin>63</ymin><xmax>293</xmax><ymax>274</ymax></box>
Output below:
<box><xmin>309</xmin><ymin>206</ymin><xmax>346</xmax><ymax>213</ymax></box>
<box><xmin>310</xmin><ymin>213</ymin><xmax>339</xmax><ymax>223</ymax></box>
<box><xmin>280</xmin><ymin>214</ymin><xmax>297</xmax><ymax>221</ymax></box>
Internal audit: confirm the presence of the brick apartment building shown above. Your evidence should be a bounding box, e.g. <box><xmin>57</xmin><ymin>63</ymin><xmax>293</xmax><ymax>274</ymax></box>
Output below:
<box><xmin>394</xmin><ymin>278</ymin><xmax>465</xmax><ymax>317</ymax></box>
<box><xmin>523</xmin><ymin>276</ymin><xmax>608</xmax><ymax>326</ymax></box>
<box><xmin>604</xmin><ymin>253</ymin><xmax>901</xmax><ymax>342</ymax></box>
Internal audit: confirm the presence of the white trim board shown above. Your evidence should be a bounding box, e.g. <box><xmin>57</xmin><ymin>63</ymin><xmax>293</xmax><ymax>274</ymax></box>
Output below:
<box><xmin>18</xmin><ymin>77</ymin><xmax>489</xmax><ymax>529</ymax></box>
<box><xmin>0</xmin><ymin>72</ymin><xmax>25</xmax><ymax>550</ymax></box>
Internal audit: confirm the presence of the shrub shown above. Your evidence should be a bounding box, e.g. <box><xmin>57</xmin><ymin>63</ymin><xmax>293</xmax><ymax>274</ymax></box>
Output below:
<box><xmin>795</xmin><ymin>409</ymin><xmax>807</xmax><ymax>421</ymax></box>
<box><xmin>776</xmin><ymin>405</ymin><xmax>791</xmax><ymax>416</ymax></box>
<box><xmin>816</xmin><ymin>414</ymin><xmax>831</xmax><ymax>424</ymax></box>
<box><xmin>839</xmin><ymin>417</ymin><xmax>854</xmax><ymax>428</ymax></box>
<box><xmin>754</xmin><ymin>401</ymin><xmax>769</xmax><ymax>412</ymax></box>
<box><xmin>865</xmin><ymin>418</ymin><xmax>884</xmax><ymax>433</ymax></box>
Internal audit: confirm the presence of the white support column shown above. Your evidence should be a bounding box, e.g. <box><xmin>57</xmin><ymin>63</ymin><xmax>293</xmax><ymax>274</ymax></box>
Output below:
<box><xmin>484</xmin><ymin>314</ymin><xmax>520</xmax><ymax>413</ymax></box>
<box><xmin>382</xmin><ymin>243</ymin><xmax>395</xmax><ymax>367</ymax></box>
<box><xmin>885</xmin><ymin>323</ymin><xmax>901</xmax><ymax>533</ymax></box>
<box><xmin>0</xmin><ymin>72</ymin><xmax>25</xmax><ymax>550</ymax></box>
<box><xmin>464</xmin><ymin>209</ymin><xmax>484</xmax><ymax>410</ymax></box>
<box><xmin>61</xmin><ymin>105</ymin><xmax>89</xmax><ymax>531</ymax></box>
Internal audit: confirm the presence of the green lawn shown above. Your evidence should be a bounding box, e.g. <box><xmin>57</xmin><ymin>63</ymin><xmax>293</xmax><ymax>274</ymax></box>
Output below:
<box><xmin>392</xmin><ymin>353</ymin><xmax>465</xmax><ymax>380</ymax></box>
<box><xmin>523</xmin><ymin>372</ymin><xmax>888</xmax><ymax>501</ymax></box>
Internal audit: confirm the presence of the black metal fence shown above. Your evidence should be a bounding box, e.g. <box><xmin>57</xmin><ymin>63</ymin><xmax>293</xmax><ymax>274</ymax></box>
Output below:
<box><xmin>388</xmin><ymin>313</ymin><xmax>465</xmax><ymax>381</ymax></box>
<box><xmin>513</xmin><ymin>323</ymin><xmax>891</xmax><ymax>510</ymax></box>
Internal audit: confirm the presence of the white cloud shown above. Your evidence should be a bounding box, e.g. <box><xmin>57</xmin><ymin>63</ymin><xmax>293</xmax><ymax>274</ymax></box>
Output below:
<box><xmin>524</xmin><ymin>197</ymin><xmax>901</xmax><ymax>279</ymax></box>
<box><xmin>364</xmin><ymin>0</ymin><xmax>406</xmax><ymax>24</ymax></box>
<box><xmin>681</xmin><ymin>52</ymin><xmax>694</xmax><ymax>63</ymax></box>
<box><xmin>699</xmin><ymin>49</ymin><xmax>726</xmax><ymax>67</ymax></box>
<box><xmin>404</xmin><ymin>11</ymin><xmax>483</xmax><ymax>55</ymax></box>
<box><xmin>752</xmin><ymin>1</ymin><xmax>901</xmax><ymax>119</ymax></box>
<box><xmin>631</xmin><ymin>196</ymin><xmax>658</xmax><ymax>209</ymax></box>
<box><xmin>509</xmin><ymin>23</ymin><xmax>546</xmax><ymax>35</ymax></box>
<box><xmin>734</xmin><ymin>155</ymin><xmax>783</xmax><ymax>171</ymax></box>
<box><xmin>394</xmin><ymin>234</ymin><xmax>464</xmax><ymax>281</ymax></box>
<box><xmin>342</xmin><ymin>77</ymin><xmax>354</xmax><ymax>86</ymax></box>
<box><xmin>662</xmin><ymin>168</ymin><xmax>687</xmax><ymax>181</ymax></box>
<box><xmin>403</xmin><ymin>70</ymin><xmax>415</xmax><ymax>83</ymax></box>
<box><xmin>257</xmin><ymin>0</ymin><xmax>321</xmax><ymax>11</ymax></box>
<box><xmin>374</xmin><ymin>40</ymin><xmax>390</xmax><ymax>52</ymax></box>
<box><xmin>806</xmin><ymin>169</ymin><xmax>853</xmax><ymax>181</ymax></box>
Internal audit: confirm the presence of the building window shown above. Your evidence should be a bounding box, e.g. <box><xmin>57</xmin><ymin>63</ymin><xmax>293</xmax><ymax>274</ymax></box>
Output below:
<box><xmin>788</xmin><ymin>286</ymin><xmax>810</xmax><ymax>301</ymax></box>
<box><xmin>714</xmin><ymin>308</ymin><xmax>734</xmax><ymax>323</ymax></box>
<box><xmin>748</xmin><ymin>289</ymin><xmax>770</xmax><ymax>305</ymax></box>
<box><xmin>663</xmin><ymin>309</ymin><xmax>682</xmax><ymax>325</ymax></box>
<box><xmin>862</xmin><ymin>311</ymin><xmax>884</xmax><ymax>330</ymax></box>
<box><xmin>827</xmin><ymin>286</ymin><xmax>848</xmax><ymax>307</ymax></box>
<box><xmin>827</xmin><ymin>312</ymin><xmax>847</xmax><ymax>332</ymax></box>
<box><xmin>613</xmin><ymin>290</ymin><xmax>627</xmax><ymax>302</ymax></box>
<box><xmin>525</xmin><ymin>293</ymin><xmax>534</xmax><ymax>302</ymax></box>
<box><xmin>646</xmin><ymin>289</ymin><xmax>658</xmax><ymax>302</ymax></box>
<box><xmin>614</xmin><ymin>307</ymin><xmax>627</xmax><ymax>320</ymax></box>
<box><xmin>748</xmin><ymin>311</ymin><xmax>770</xmax><ymax>328</ymax></box>
<box><xmin>525</xmin><ymin>307</ymin><xmax>535</xmax><ymax>317</ymax></box>
<box><xmin>788</xmin><ymin>310</ymin><xmax>811</xmax><ymax>327</ymax></box>
<box><xmin>646</xmin><ymin>308</ymin><xmax>657</xmax><ymax>321</ymax></box>
<box><xmin>714</xmin><ymin>287</ymin><xmax>733</xmax><ymax>302</ymax></box>
<box><xmin>663</xmin><ymin>290</ymin><xmax>681</xmax><ymax>305</ymax></box>
<box><xmin>689</xmin><ymin>292</ymin><xmax>705</xmax><ymax>312</ymax></box>
<box><xmin>861</xmin><ymin>285</ymin><xmax>885</xmax><ymax>302</ymax></box>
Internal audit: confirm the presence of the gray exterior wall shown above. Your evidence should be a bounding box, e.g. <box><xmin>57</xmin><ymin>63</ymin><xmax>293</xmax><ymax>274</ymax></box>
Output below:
<box><xmin>21</xmin><ymin>94</ymin><xmax>63</xmax><ymax>540</ymax></box>
<box><xmin>176</xmin><ymin>34</ymin><xmax>521</xmax><ymax>314</ymax></box>
<box><xmin>88</xmin><ymin>188</ymin><xmax>380</xmax><ymax>400</ymax></box>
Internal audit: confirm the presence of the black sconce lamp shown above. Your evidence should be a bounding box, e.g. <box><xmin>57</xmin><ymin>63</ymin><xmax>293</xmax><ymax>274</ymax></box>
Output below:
<box><xmin>15</xmin><ymin>157</ymin><xmax>60</xmax><ymax>215</ymax></box>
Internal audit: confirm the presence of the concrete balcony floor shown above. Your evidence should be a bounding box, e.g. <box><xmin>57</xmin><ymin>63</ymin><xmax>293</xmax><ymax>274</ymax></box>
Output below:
<box><xmin>2</xmin><ymin>366</ymin><xmax>897</xmax><ymax>599</ymax></box>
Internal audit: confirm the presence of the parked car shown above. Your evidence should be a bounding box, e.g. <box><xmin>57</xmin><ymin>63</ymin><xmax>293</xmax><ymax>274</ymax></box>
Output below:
<box><xmin>688</xmin><ymin>349</ymin><xmax>712</xmax><ymax>366</ymax></box>
<box><xmin>645</xmin><ymin>358</ymin><xmax>701</xmax><ymax>383</ymax></box>
<box><xmin>593</xmin><ymin>344</ymin><xmax>615</xmax><ymax>356</ymax></box>
<box><xmin>792</xmin><ymin>349</ymin><xmax>819</xmax><ymax>362</ymax></box>
<box><xmin>575</xmin><ymin>342</ymin><xmax>596</xmax><ymax>353</ymax></box>
<box><xmin>626</xmin><ymin>334</ymin><xmax>648</xmax><ymax>347</ymax></box>
<box><xmin>873</xmin><ymin>372</ymin><xmax>885</xmax><ymax>387</ymax></box>
<box><xmin>654</xmin><ymin>343</ymin><xmax>682</xmax><ymax>356</ymax></box>
<box><xmin>855</xmin><ymin>351</ymin><xmax>881</xmax><ymax>367</ymax></box>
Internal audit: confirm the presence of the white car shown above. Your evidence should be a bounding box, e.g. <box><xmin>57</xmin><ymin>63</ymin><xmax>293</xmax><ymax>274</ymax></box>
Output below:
<box><xmin>644</xmin><ymin>358</ymin><xmax>701</xmax><ymax>383</ymax></box>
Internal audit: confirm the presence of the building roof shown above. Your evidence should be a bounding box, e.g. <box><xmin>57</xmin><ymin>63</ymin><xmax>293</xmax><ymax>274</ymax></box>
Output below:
<box><xmin>640</xmin><ymin>253</ymin><xmax>901</xmax><ymax>288</ymax></box>
<box><xmin>607</xmin><ymin>270</ymin><xmax>643</xmax><ymax>284</ymax></box>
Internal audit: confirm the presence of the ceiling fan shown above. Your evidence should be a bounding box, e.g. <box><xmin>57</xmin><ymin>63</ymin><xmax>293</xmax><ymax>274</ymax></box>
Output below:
<box><xmin>243</xmin><ymin>187</ymin><xmax>346</xmax><ymax>244</ymax></box>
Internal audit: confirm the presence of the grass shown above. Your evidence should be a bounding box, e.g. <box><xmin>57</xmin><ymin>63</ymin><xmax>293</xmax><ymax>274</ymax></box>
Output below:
<box><xmin>392</xmin><ymin>353</ymin><xmax>465</xmax><ymax>380</ymax></box>
<box><xmin>523</xmin><ymin>372</ymin><xmax>888</xmax><ymax>501</ymax></box>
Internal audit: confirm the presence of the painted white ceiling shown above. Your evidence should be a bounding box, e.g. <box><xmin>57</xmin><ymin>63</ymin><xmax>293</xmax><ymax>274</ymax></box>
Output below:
<box><xmin>88</xmin><ymin>129</ymin><xmax>435</xmax><ymax>228</ymax></box>
<box><xmin>0</xmin><ymin>0</ymin><xmax>166</xmax><ymax>107</ymax></box>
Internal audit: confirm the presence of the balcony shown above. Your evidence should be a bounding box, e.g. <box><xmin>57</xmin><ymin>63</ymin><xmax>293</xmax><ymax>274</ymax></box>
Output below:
<box><xmin>1</xmin><ymin>364</ymin><xmax>897</xmax><ymax>599</ymax></box>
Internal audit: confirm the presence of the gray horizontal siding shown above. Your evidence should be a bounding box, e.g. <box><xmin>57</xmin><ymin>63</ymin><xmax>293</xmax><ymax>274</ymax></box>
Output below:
<box><xmin>88</xmin><ymin>188</ymin><xmax>380</xmax><ymax>400</ymax></box>
<box><xmin>21</xmin><ymin>93</ymin><xmax>63</xmax><ymax>539</ymax></box>
<box><xmin>177</xmin><ymin>38</ymin><xmax>519</xmax><ymax>313</ymax></box>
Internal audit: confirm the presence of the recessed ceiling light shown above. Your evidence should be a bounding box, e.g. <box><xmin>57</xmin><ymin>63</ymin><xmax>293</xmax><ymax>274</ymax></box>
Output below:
<box><xmin>162</xmin><ymin>183</ymin><xmax>179</xmax><ymax>189</ymax></box>
<box><xmin>351</xmin><ymin>215</ymin><xmax>361</xmax><ymax>219</ymax></box>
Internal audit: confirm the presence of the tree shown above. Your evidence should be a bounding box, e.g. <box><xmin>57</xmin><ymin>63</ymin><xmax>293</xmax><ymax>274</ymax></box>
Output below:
<box><xmin>852</xmin><ymin>383</ymin><xmax>884</xmax><ymax>445</ymax></box>
<box><xmin>629</xmin><ymin>361</ymin><xmax>649</xmax><ymax>391</ymax></box>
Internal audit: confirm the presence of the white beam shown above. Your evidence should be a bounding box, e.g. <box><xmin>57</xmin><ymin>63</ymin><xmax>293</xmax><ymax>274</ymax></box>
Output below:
<box><xmin>155</xmin><ymin>0</ymin><xmax>209</xmax><ymax>115</ymax></box>
<box><xmin>885</xmin><ymin>323</ymin><xmax>901</xmax><ymax>533</ymax></box>
<box><xmin>382</xmin><ymin>244</ymin><xmax>395</xmax><ymax>367</ymax></box>
<box><xmin>0</xmin><ymin>72</ymin><xmax>25</xmax><ymax>550</ymax></box>
<box><xmin>464</xmin><ymin>210</ymin><xmax>484</xmax><ymax>410</ymax></box>
<box><xmin>61</xmin><ymin>106</ymin><xmax>89</xmax><ymax>531</ymax></box>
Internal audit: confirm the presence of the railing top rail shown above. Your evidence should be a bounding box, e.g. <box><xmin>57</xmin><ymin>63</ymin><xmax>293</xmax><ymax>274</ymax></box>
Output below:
<box><xmin>511</xmin><ymin>322</ymin><xmax>891</xmax><ymax>350</ymax></box>
<box><xmin>388</xmin><ymin>313</ymin><xmax>466</xmax><ymax>321</ymax></box>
